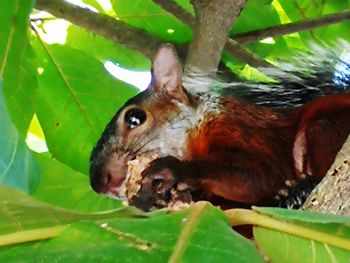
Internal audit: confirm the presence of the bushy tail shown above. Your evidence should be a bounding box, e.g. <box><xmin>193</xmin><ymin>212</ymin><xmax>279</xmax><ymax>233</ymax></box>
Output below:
<box><xmin>218</xmin><ymin>41</ymin><xmax>350</xmax><ymax>108</ymax></box>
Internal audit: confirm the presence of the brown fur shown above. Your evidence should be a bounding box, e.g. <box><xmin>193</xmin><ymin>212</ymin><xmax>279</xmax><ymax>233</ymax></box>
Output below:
<box><xmin>183</xmin><ymin>94</ymin><xmax>350</xmax><ymax>206</ymax></box>
<box><xmin>90</xmin><ymin>44</ymin><xmax>350</xmax><ymax>211</ymax></box>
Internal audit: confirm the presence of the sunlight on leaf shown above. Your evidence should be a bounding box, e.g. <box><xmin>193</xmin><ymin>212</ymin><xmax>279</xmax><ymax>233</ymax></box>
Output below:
<box><xmin>27</xmin><ymin>114</ymin><xmax>46</xmax><ymax>140</ymax></box>
<box><xmin>26</xmin><ymin>114</ymin><xmax>48</xmax><ymax>153</ymax></box>
<box><xmin>272</xmin><ymin>0</ymin><xmax>292</xmax><ymax>24</ymax></box>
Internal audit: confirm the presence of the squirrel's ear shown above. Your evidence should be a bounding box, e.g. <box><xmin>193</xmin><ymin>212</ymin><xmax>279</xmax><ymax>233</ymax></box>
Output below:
<box><xmin>151</xmin><ymin>44</ymin><xmax>189</xmax><ymax>104</ymax></box>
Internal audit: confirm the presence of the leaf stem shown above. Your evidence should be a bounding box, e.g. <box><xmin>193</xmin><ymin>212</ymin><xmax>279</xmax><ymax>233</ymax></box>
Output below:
<box><xmin>0</xmin><ymin>225</ymin><xmax>65</xmax><ymax>247</ymax></box>
<box><xmin>168</xmin><ymin>202</ymin><xmax>209</xmax><ymax>263</ymax></box>
<box><xmin>225</xmin><ymin>209</ymin><xmax>350</xmax><ymax>251</ymax></box>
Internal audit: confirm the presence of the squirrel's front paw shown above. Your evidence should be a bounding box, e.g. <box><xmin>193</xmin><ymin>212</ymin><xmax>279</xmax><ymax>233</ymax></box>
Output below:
<box><xmin>129</xmin><ymin>156</ymin><xmax>190</xmax><ymax>211</ymax></box>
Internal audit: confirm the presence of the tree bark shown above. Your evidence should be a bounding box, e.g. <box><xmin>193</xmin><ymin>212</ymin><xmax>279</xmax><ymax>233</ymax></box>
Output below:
<box><xmin>185</xmin><ymin>0</ymin><xmax>247</xmax><ymax>75</ymax></box>
<box><xmin>35</xmin><ymin>0</ymin><xmax>163</xmax><ymax>59</ymax></box>
<box><xmin>303</xmin><ymin>135</ymin><xmax>350</xmax><ymax>216</ymax></box>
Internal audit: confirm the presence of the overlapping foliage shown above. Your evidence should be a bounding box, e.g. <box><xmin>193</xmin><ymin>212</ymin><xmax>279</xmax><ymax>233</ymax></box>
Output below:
<box><xmin>0</xmin><ymin>0</ymin><xmax>349</xmax><ymax>262</ymax></box>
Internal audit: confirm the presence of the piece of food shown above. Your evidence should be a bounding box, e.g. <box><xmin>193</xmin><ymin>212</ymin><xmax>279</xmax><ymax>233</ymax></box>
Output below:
<box><xmin>123</xmin><ymin>153</ymin><xmax>158</xmax><ymax>203</ymax></box>
<box><xmin>124</xmin><ymin>153</ymin><xmax>192</xmax><ymax>210</ymax></box>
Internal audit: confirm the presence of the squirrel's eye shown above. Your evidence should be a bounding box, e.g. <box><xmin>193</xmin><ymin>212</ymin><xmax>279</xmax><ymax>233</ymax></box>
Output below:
<box><xmin>124</xmin><ymin>108</ymin><xmax>146</xmax><ymax>129</ymax></box>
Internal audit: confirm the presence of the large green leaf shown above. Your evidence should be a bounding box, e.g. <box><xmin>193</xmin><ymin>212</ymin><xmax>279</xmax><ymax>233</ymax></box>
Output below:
<box><xmin>32</xmin><ymin>40</ymin><xmax>137</xmax><ymax>173</ymax></box>
<box><xmin>254</xmin><ymin>227</ymin><xmax>350</xmax><ymax>263</ymax></box>
<box><xmin>0</xmin><ymin>184</ymin><xmax>142</xmax><ymax>237</ymax></box>
<box><xmin>32</xmin><ymin>153</ymin><xmax>122</xmax><ymax>212</ymax></box>
<box><xmin>0</xmin><ymin>0</ymin><xmax>37</xmax><ymax>134</ymax></box>
<box><xmin>227</xmin><ymin>208</ymin><xmax>350</xmax><ymax>263</ymax></box>
<box><xmin>0</xmin><ymin>81</ymin><xmax>38</xmax><ymax>193</ymax></box>
<box><xmin>111</xmin><ymin>0</ymin><xmax>192</xmax><ymax>43</ymax></box>
<box><xmin>0</xmin><ymin>191</ymin><xmax>264</xmax><ymax>263</ymax></box>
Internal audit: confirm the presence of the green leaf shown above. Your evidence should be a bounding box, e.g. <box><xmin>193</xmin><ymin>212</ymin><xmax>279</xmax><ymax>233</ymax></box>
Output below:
<box><xmin>0</xmin><ymin>80</ymin><xmax>38</xmax><ymax>193</ymax></box>
<box><xmin>32</xmin><ymin>41</ymin><xmax>137</xmax><ymax>173</ymax></box>
<box><xmin>226</xmin><ymin>208</ymin><xmax>350</xmax><ymax>263</ymax></box>
<box><xmin>254</xmin><ymin>207</ymin><xmax>350</xmax><ymax>226</ymax></box>
<box><xmin>254</xmin><ymin>227</ymin><xmax>350</xmax><ymax>263</ymax></box>
<box><xmin>232</xmin><ymin>0</ymin><xmax>281</xmax><ymax>35</ymax></box>
<box><xmin>0</xmin><ymin>184</ymin><xmax>143</xmax><ymax>239</ymax></box>
<box><xmin>0</xmin><ymin>0</ymin><xmax>37</xmax><ymax>134</ymax></box>
<box><xmin>32</xmin><ymin>153</ymin><xmax>122</xmax><ymax>212</ymax></box>
<box><xmin>0</xmin><ymin>200</ymin><xmax>265</xmax><ymax>263</ymax></box>
<box><xmin>173</xmin><ymin>0</ymin><xmax>194</xmax><ymax>15</ymax></box>
<box><xmin>111</xmin><ymin>0</ymin><xmax>192</xmax><ymax>43</ymax></box>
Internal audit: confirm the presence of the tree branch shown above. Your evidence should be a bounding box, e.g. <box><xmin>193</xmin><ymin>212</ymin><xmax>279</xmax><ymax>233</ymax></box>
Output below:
<box><xmin>224</xmin><ymin>39</ymin><xmax>272</xmax><ymax>68</ymax></box>
<box><xmin>303</xmin><ymin>134</ymin><xmax>350</xmax><ymax>216</ymax></box>
<box><xmin>234</xmin><ymin>9</ymin><xmax>350</xmax><ymax>43</ymax></box>
<box><xmin>154</xmin><ymin>0</ymin><xmax>274</xmax><ymax>70</ymax></box>
<box><xmin>153</xmin><ymin>0</ymin><xmax>195</xmax><ymax>28</ymax></box>
<box><xmin>185</xmin><ymin>0</ymin><xmax>248</xmax><ymax>75</ymax></box>
<box><xmin>36</xmin><ymin>0</ymin><xmax>271</xmax><ymax>73</ymax></box>
<box><xmin>35</xmin><ymin>0</ymin><xmax>164</xmax><ymax>59</ymax></box>
<box><xmin>153</xmin><ymin>2</ymin><xmax>350</xmax><ymax>69</ymax></box>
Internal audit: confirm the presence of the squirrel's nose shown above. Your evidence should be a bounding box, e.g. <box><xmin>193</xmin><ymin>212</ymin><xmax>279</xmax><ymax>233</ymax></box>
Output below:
<box><xmin>90</xmin><ymin>164</ymin><xmax>110</xmax><ymax>194</ymax></box>
<box><xmin>89</xmin><ymin>152</ymin><xmax>128</xmax><ymax>197</ymax></box>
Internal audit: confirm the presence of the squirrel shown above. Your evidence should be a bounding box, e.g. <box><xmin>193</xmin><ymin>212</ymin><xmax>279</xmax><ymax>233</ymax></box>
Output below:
<box><xmin>89</xmin><ymin>44</ymin><xmax>350</xmax><ymax>211</ymax></box>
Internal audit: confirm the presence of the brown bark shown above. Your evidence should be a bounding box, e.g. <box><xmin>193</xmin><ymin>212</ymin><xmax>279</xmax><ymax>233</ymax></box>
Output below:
<box><xmin>303</xmin><ymin>135</ymin><xmax>350</xmax><ymax>216</ymax></box>
<box><xmin>35</xmin><ymin>0</ymin><xmax>163</xmax><ymax>59</ymax></box>
<box><xmin>154</xmin><ymin>0</ymin><xmax>272</xmax><ymax>70</ymax></box>
<box><xmin>185</xmin><ymin>0</ymin><xmax>247</xmax><ymax>75</ymax></box>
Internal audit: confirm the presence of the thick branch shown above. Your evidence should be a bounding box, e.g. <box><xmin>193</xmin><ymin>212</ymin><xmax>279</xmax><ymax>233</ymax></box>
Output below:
<box><xmin>234</xmin><ymin>9</ymin><xmax>350</xmax><ymax>43</ymax></box>
<box><xmin>35</xmin><ymin>0</ymin><xmax>163</xmax><ymax>59</ymax></box>
<box><xmin>185</xmin><ymin>0</ymin><xmax>247</xmax><ymax>75</ymax></box>
<box><xmin>303</xmin><ymin>134</ymin><xmax>350</xmax><ymax>215</ymax></box>
<box><xmin>154</xmin><ymin>0</ymin><xmax>272</xmax><ymax>70</ymax></box>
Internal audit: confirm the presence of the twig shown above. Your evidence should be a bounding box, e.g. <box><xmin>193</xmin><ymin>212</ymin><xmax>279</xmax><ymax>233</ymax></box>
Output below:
<box><xmin>224</xmin><ymin>39</ymin><xmax>272</xmax><ymax>68</ymax></box>
<box><xmin>234</xmin><ymin>9</ymin><xmax>350</xmax><ymax>43</ymax></box>
<box><xmin>153</xmin><ymin>0</ymin><xmax>195</xmax><ymax>28</ymax></box>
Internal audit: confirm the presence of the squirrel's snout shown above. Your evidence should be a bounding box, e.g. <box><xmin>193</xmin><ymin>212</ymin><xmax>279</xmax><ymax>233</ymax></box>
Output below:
<box><xmin>89</xmin><ymin>163</ymin><xmax>109</xmax><ymax>194</ymax></box>
<box><xmin>89</xmin><ymin>152</ymin><xmax>128</xmax><ymax>197</ymax></box>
